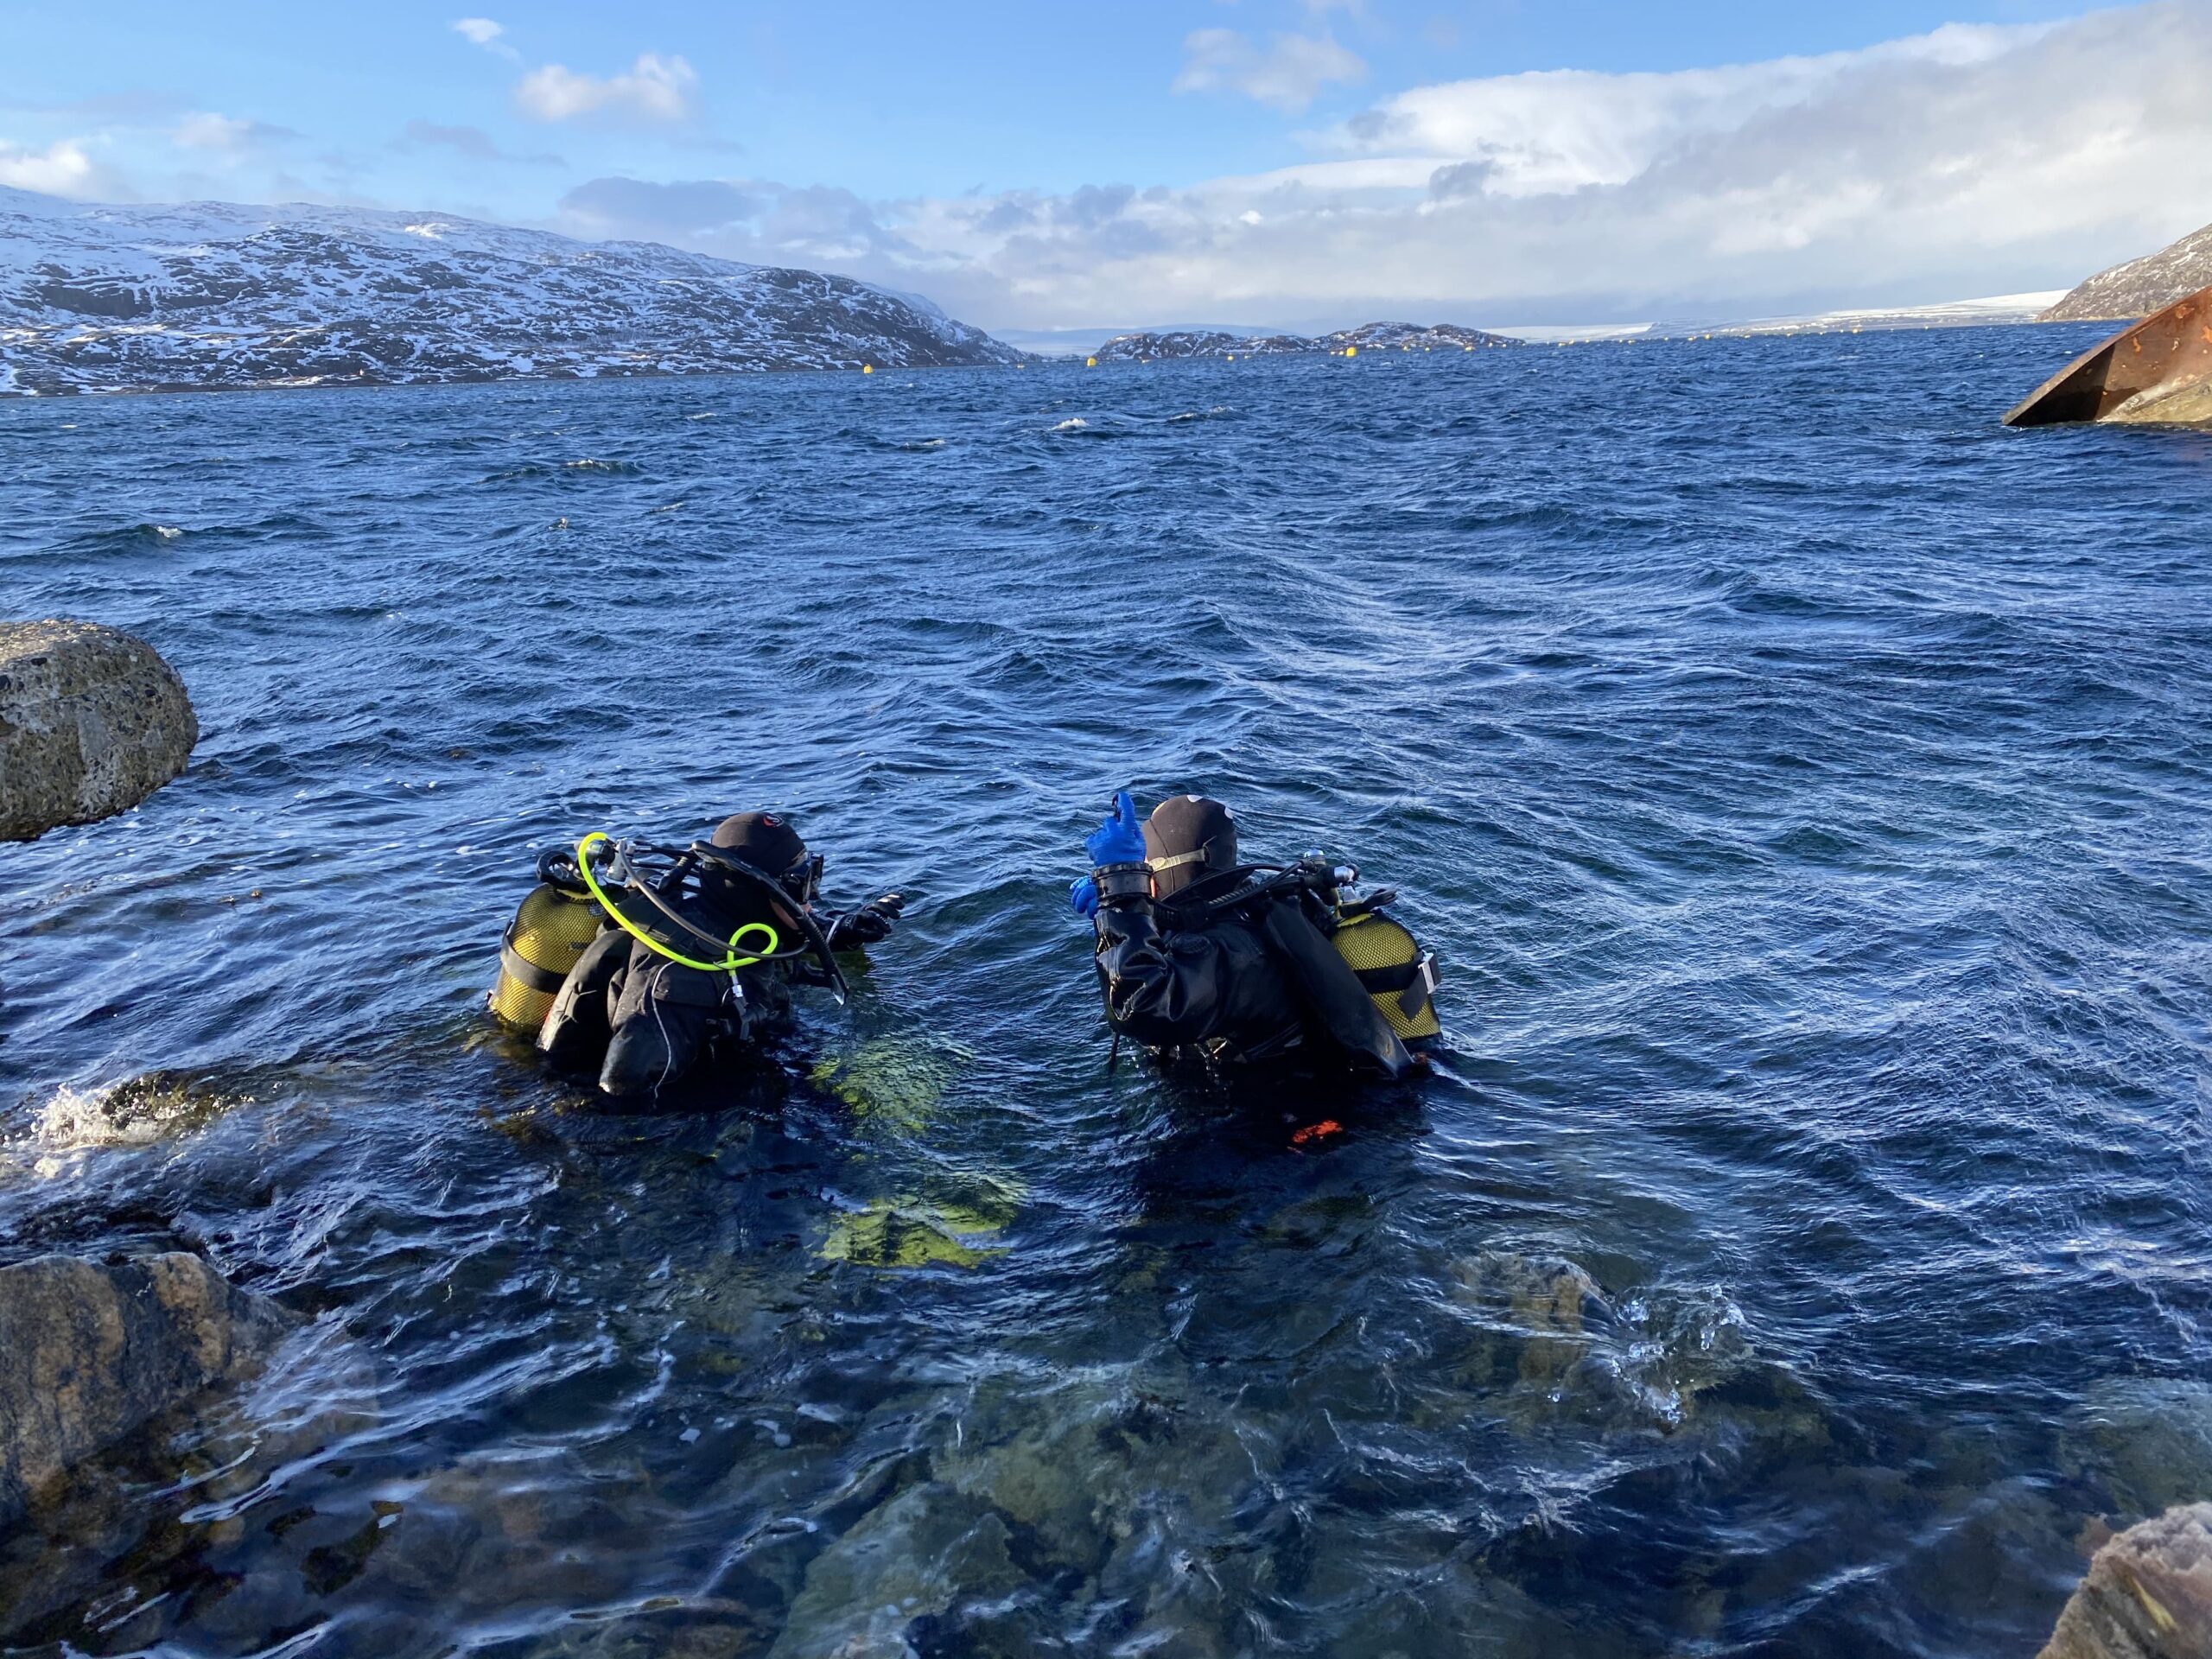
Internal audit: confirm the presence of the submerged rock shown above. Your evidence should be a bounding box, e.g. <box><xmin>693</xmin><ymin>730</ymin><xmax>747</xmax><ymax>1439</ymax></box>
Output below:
<box><xmin>2069</xmin><ymin>1380</ymin><xmax>2212</xmax><ymax>1518</ymax></box>
<box><xmin>819</xmin><ymin>1197</ymin><xmax>1012</xmax><ymax>1269</ymax></box>
<box><xmin>1450</xmin><ymin>1249</ymin><xmax>1606</xmax><ymax>1389</ymax></box>
<box><xmin>2039</xmin><ymin>1503</ymin><xmax>2212</xmax><ymax>1659</ymax></box>
<box><xmin>809</xmin><ymin>1036</ymin><xmax>960</xmax><ymax>1134</ymax></box>
<box><xmin>769</xmin><ymin>1483</ymin><xmax>1019</xmax><ymax>1659</ymax></box>
<box><xmin>0</xmin><ymin>619</ymin><xmax>197</xmax><ymax>841</ymax></box>
<box><xmin>0</xmin><ymin>1252</ymin><xmax>290</xmax><ymax>1522</ymax></box>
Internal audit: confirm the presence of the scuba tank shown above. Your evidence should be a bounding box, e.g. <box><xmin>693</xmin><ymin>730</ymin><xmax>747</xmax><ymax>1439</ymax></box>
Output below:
<box><xmin>1330</xmin><ymin>901</ymin><xmax>1441</xmax><ymax>1042</ymax></box>
<box><xmin>488</xmin><ymin>849</ymin><xmax>606</xmax><ymax>1034</ymax></box>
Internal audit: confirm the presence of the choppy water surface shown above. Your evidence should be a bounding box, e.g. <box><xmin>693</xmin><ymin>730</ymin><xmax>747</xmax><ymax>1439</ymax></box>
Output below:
<box><xmin>3</xmin><ymin>331</ymin><xmax>2209</xmax><ymax>1657</ymax></box>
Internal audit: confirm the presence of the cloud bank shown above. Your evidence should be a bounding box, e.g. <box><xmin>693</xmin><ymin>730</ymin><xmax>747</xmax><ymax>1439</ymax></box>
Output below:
<box><xmin>556</xmin><ymin>3</ymin><xmax>2212</xmax><ymax>328</ymax></box>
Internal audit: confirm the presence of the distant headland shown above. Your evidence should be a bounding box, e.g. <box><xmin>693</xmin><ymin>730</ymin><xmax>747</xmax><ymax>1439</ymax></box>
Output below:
<box><xmin>1091</xmin><ymin>321</ymin><xmax>1520</xmax><ymax>364</ymax></box>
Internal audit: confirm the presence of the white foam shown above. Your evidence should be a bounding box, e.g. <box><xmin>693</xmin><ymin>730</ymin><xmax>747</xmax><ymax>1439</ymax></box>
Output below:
<box><xmin>10</xmin><ymin>1084</ymin><xmax>157</xmax><ymax>1179</ymax></box>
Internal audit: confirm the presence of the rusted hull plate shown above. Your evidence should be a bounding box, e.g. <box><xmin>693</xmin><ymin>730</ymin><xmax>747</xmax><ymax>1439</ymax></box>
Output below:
<box><xmin>2004</xmin><ymin>284</ymin><xmax>2212</xmax><ymax>427</ymax></box>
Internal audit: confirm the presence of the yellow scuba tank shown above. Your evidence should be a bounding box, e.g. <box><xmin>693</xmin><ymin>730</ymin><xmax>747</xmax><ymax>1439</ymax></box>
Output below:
<box><xmin>488</xmin><ymin>851</ymin><xmax>605</xmax><ymax>1034</ymax></box>
<box><xmin>1331</xmin><ymin>907</ymin><xmax>1441</xmax><ymax>1042</ymax></box>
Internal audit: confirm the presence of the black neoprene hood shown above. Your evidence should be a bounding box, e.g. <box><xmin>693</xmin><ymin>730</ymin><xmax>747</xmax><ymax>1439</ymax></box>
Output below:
<box><xmin>1143</xmin><ymin>795</ymin><xmax>1239</xmax><ymax>897</ymax></box>
<box><xmin>712</xmin><ymin>810</ymin><xmax>807</xmax><ymax>875</ymax></box>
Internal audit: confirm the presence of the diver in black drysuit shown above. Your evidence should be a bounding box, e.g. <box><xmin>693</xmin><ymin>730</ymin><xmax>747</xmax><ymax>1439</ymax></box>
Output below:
<box><xmin>543</xmin><ymin>810</ymin><xmax>902</xmax><ymax>1102</ymax></box>
<box><xmin>1070</xmin><ymin>791</ymin><xmax>1426</xmax><ymax>1079</ymax></box>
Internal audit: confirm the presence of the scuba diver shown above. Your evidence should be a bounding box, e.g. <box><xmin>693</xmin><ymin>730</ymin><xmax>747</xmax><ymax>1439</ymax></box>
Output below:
<box><xmin>489</xmin><ymin>811</ymin><xmax>904</xmax><ymax>1102</ymax></box>
<box><xmin>1070</xmin><ymin>791</ymin><xmax>1441</xmax><ymax>1078</ymax></box>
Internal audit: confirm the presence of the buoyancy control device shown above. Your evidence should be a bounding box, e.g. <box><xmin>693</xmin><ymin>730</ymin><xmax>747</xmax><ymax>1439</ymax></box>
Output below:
<box><xmin>489</xmin><ymin>850</ymin><xmax>606</xmax><ymax>1033</ymax></box>
<box><xmin>1166</xmin><ymin>858</ymin><xmax>1442</xmax><ymax>1070</ymax></box>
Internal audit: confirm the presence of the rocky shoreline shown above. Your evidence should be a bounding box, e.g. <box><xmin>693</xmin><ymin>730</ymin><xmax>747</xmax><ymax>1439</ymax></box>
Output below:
<box><xmin>1092</xmin><ymin>319</ymin><xmax>1520</xmax><ymax>363</ymax></box>
<box><xmin>0</xmin><ymin>1254</ymin><xmax>291</xmax><ymax>1525</ymax></box>
<box><xmin>2041</xmin><ymin>218</ymin><xmax>2212</xmax><ymax>323</ymax></box>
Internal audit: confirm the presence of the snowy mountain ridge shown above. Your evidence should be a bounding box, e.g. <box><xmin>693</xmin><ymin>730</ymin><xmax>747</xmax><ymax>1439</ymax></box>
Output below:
<box><xmin>0</xmin><ymin>187</ymin><xmax>1025</xmax><ymax>394</ymax></box>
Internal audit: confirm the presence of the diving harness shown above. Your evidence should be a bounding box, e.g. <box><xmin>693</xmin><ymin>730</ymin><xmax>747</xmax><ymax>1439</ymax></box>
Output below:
<box><xmin>1161</xmin><ymin>856</ymin><xmax>1442</xmax><ymax>1043</ymax></box>
<box><xmin>489</xmin><ymin>833</ymin><xmax>848</xmax><ymax>1039</ymax></box>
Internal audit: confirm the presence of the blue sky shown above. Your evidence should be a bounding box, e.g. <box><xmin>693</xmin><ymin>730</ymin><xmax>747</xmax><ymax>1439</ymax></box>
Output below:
<box><xmin>4</xmin><ymin>1</ymin><xmax>2208</xmax><ymax>331</ymax></box>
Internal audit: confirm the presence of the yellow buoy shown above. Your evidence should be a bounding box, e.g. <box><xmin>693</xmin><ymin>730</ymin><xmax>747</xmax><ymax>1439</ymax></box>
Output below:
<box><xmin>1085</xmin><ymin>355</ymin><xmax>1097</xmax><ymax>367</ymax></box>
<box><xmin>862</xmin><ymin>363</ymin><xmax>874</xmax><ymax>374</ymax></box>
<box><xmin>1344</xmin><ymin>345</ymin><xmax>1358</xmax><ymax>358</ymax></box>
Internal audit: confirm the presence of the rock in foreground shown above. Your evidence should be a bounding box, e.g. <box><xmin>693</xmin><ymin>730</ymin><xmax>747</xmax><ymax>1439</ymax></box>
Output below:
<box><xmin>0</xmin><ymin>185</ymin><xmax>1026</xmax><ymax>394</ymax></box>
<box><xmin>0</xmin><ymin>1253</ymin><xmax>291</xmax><ymax>1522</ymax></box>
<box><xmin>1095</xmin><ymin>320</ymin><xmax>1518</xmax><ymax>363</ymax></box>
<box><xmin>0</xmin><ymin>620</ymin><xmax>197</xmax><ymax>840</ymax></box>
<box><xmin>2040</xmin><ymin>1503</ymin><xmax>2212</xmax><ymax>1659</ymax></box>
<box><xmin>2041</xmin><ymin>222</ymin><xmax>2212</xmax><ymax>322</ymax></box>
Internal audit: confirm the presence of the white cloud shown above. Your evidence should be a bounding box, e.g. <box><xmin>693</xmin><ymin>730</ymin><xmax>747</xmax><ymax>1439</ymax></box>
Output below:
<box><xmin>515</xmin><ymin>53</ymin><xmax>697</xmax><ymax>124</ymax></box>
<box><xmin>1174</xmin><ymin>29</ymin><xmax>1366</xmax><ymax>112</ymax></box>
<box><xmin>174</xmin><ymin>112</ymin><xmax>253</xmax><ymax>150</ymax></box>
<box><xmin>0</xmin><ymin>138</ymin><xmax>102</xmax><ymax>195</ymax></box>
<box><xmin>168</xmin><ymin>111</ymin><xmax>296</xmax><ymax>157</ymax></box>
<box><xmin>451</xmin><ymin>16</ymin><xmax>519</xmax><ymax>60</ymax></box>
<box><xmin>562</xmin><ymin>3</ymin><xmax>2212</xmax><ymax>334</ymax></box>
<box><xmin>1333</xmin><ymin>21</ymin><xmax>2044</xmax><ymax>197</ymax></box>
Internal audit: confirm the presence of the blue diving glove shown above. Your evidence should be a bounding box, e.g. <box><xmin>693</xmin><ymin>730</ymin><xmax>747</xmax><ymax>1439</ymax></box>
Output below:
<box><xmin>1070</xmin><ymin>876</ymin><xmax>1100</xmax><ymax>918</ymax></box>
<box><xmin>1084</xmin><ymin>790</ymin><xmax>1147</xmax><ymax>868</ymax></box>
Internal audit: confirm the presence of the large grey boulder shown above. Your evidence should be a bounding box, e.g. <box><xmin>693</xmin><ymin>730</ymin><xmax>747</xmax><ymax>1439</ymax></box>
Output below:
<box><xmin>2040</xmin><ymin>1503</ymin><xmax>2212</xmax><ymax>1659</ymax></box>
<box><xmin>0</xmin><ymin>619</ymin><xmax>197</xmax><ymax>841</ymax></box>
<box><xmin>0</xmin><ymin>1252</ymin><xmax>290</xmax><ymax>1522</ymax></box>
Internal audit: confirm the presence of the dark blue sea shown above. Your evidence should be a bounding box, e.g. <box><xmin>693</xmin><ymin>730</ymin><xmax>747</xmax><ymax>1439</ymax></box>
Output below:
<box><xmin>3</xmin><ymin>329</ymin><xmax>2209</xmax><ymax>1657</ymax></box>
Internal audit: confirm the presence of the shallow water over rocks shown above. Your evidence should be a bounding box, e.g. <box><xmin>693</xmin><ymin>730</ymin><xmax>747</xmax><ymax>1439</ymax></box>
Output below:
<box><xmin>3</xmin><ymin>332</ymin><xmax>2210</xmax><ymax>1655</ymax></box>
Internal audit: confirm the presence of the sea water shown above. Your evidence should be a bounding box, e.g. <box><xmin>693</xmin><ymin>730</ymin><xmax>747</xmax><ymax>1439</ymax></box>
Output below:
<box><xmin>2</xmin><ymin>330</ymin><xmax>2209</xmax><ymax>1656</ymax></box>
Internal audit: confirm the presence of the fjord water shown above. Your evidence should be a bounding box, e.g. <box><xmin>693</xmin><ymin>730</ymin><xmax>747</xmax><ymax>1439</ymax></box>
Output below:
<box><xmin>2</xmin><ymin>329</ymin><xmax>2209</xmax><ymax>1657</ymax></box>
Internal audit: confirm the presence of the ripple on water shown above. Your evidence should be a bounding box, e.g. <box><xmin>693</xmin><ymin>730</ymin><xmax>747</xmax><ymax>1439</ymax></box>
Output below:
<box><xmin>0</xmin><ymin>331</ymin><xmax>2206</xmax><ymax>1656</ymax></box>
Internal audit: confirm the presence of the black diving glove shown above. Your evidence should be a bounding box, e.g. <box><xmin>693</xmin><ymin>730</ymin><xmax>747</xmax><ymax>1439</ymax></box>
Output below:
<box><xmin>827</xmin><ymin>893</ymin><xmax>905</xmax><ymax>950</ymax></box>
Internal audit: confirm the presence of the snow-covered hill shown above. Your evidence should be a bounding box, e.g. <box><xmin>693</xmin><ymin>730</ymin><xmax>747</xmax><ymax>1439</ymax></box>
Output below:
<box><xmin>0</xmin><ymin>188</ymin><xmax>1025</xmax><ymax>394</ymax></box>
<box><xmin>2041</xmin><ymin>221</ymin><xmax>2212</xmax><ymax>322</ymax></box>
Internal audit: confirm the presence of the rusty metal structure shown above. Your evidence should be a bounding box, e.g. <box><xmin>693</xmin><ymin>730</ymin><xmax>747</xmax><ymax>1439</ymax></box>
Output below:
<box><xmin>2005</xmin><ymin>284</ymin><xmax>2212</xmax><ymax>428</ymax></box>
